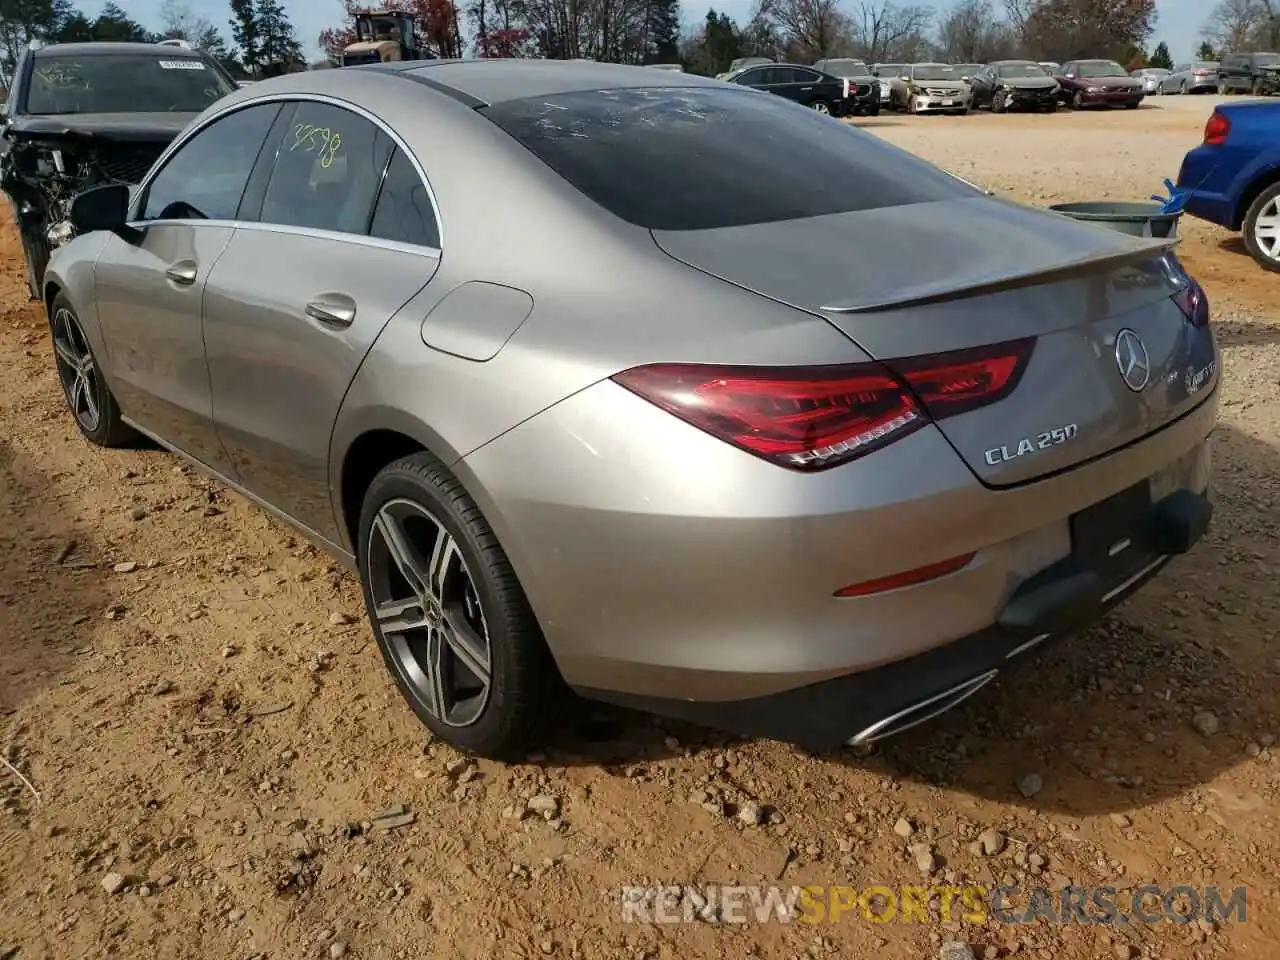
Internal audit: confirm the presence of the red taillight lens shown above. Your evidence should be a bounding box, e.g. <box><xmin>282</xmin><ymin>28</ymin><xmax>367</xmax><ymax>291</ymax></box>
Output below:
<box><xmin>612</xmin><ymin>362</ymin><xmax>925</xmax><ymax>470</ymax></box>
<box><xmin>1193</xmin><ymin>69</ymin><xmax>1208</xmax><ymax>76</ymax></box>
<box><xmin>612</xmin><ymin>339</ymin><xmax>1034</xmax><ymax>472</ymax></box>
<box><xmin>1204</xmin><ymin>111</ymin><xmax>1230</xmax><ymax>145</ymax></box>
<box><xmin>1173</xmin><ymin>277</ymin><xmax>1209</xmax><ymax>328</ymax></box>
<box><xmin>888</xmin><ymin>339</ymin><xmax>1035</xmax><ymax>420</ymax></box>
<box><xmin>834</xmin><ymin>552</ymin><xmax>976</xmax><ymax>597</ymax></box>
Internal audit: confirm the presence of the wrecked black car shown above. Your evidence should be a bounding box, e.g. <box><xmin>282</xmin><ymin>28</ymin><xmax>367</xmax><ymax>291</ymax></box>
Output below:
<box><xmin>1</xmin><ymin>41</ymin><xmax>237</xmax><ymax>299</ymax></box>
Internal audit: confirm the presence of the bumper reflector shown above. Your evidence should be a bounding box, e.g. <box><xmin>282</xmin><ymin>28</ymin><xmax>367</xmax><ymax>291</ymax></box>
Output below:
<box><xmin>834</xmin><ymin>552</ymin><xmax>976</xmax><ymax>597</ymax></box>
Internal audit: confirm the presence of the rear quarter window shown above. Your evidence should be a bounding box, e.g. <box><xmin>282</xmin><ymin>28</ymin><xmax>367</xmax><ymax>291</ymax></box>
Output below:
<box><xmin>481</xmin><ymin>86</ymin><xmax>974</xmax><ymax>231</ymax></box>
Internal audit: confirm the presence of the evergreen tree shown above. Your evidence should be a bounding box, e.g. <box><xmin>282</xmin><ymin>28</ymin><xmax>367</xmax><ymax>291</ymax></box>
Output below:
<box><xmin>646</xmin><ymin>0</ymin><xmax>681</xmax><ymax>63</ymax></box>
<box><xmin>1198</xmin><ymin>41</ymin><xmax>1217</xmax><ymax>61</ymax></box>
<box><xmin>255</xmin><ymin>0</ymin><xmax>303</xmax><ymax>75</ymax></box>
<box><xmin>1149</xmin><ymin>41</ymin><xmax>1173</xmax><ymax>69</ymax></box>
<box><xmin>92</xmin><ymin>1</ymin><xmax>153</xmax><ymax>42</ymax></box>
<box><xmin>229</xmin><ymin>0</ymin><xmax>260</xmax><ymax>76</ymax></box>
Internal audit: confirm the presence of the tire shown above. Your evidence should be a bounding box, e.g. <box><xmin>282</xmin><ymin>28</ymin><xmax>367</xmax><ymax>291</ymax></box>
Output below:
<box><xmin>1252</xmin><ymin>78</ymin><xmax>1264</xmax><ymax>96</ymax></box>
<box><xmin>810</xmin><ymin>99</ymin><xmax>832</xmax><ymax>115</ymax></box>
<box><xmin>1242</xmin><ymin>181</ymin><xmax>1280</xmax><ymax>274</ymax></box>
<box><xmin>1218</xmin><ymin>81</ymin><xmax>1227</xmax><ymax>96</ymax></box>
<box><xmin>1071</xmin><ymin>90</ymin><xmax>1085</xmax><ymax>110</ymax></box>
<box><xmin>865</xmin><ymin>102</ymin><xmax>880</xmax><ymax>117</ymax></box>
<box><xmin>357</xmin><ymin>453</ymin><xmax>561</xmax><ymax>758</ymax></box>
<box><xmin>20</xmin><ymin>227</ymin><xmax>50</xmax><ymax>302</ymax></box>
<box><xmin>1125</xmin><ymin>102</ymin><xmax>1139</xmax><ymax>110</ymax></box>
<box><xmin>49</xmin><ymin>293</ymin><xmax>137</xmax><ymax>448</ymax></box>
<box><xmin>991</xmin><ymin>92</ymin><xmax>1005</xmax><ymax>113</ymax></box>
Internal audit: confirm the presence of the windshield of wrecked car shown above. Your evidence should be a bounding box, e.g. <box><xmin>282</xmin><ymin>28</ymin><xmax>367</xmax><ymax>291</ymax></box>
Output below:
<box><xmin>1075</xmin><ymin>61</ymin><xmax>1127</xmax><ymax>78</ymax></box>
<box><xmin>483</xmin><ymin>87</ymin><xmax>973</xmax><ymax>231</ymax></box>
<box><xmin>998</xmin><ymin>63</ymin><xmax>1048</xmax><ymax>78</ymax></box>
<box><xmin>911</xmin><ymin>65</ymin><xmax>957</xmax><ymax>81</ymax></box>
<box><xmin>25</xmin><ymin>54</ymin><xmax>235</xmax><ymax>115</ymax></box>
<box><xmin>820</xmin><ymin>60</ymin><xmax>868</xmax><ymax>77</ymax></box>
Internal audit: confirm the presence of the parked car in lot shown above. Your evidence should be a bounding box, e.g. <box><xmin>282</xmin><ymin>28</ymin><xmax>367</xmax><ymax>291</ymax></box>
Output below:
<box><xmin>1217</xmin><ymin>52</ymin><xmax>1280</xmax><ymax>95</ymax></box>
<box><xmin>1038</xmin><ymin>61</ymin><xmax>1060</xmax><ymax>74</ymax></box>
<box><xmin>43</xmin><ymin>61</ymin><xmax>1218</xmax><ymax>757</ymax></box>
<box><xmin>892</xmin><ymin>63</ymin><xmax>972</xmax><ymax>114</ymax></box>
<box><xmin>811</xmin><ymin>57</ymin><xmax>881</xmax><ymax>115</ymax></box>
<box><xmin>1056</xmin><ymin>60</ymin><xmax>1144</xmax><ymax>109</ymax></box>
<box><xmin>717</xmin><ymin>56</ymin><xmax>771</xmax><ymax>80</ymax></box>
<box><xmin>0</xmin><ymin>40</ymin><xmax>238</xmax><ymax>300</ymax></box>
<box><xmin>969</xmin><ymin>60</ymin><xmax>1059</xmax><ymax>112</ymax></box>
<box><xmin>952</xmin><ymin>63</ymin><xmax>983</xmax><ymax>82</ymax></box>
<box><xmin>1131</xmin><ymin>67</ymin><xmax>1169</xmax><ymax>94</ymax></box>
<box><xmin>1159</xmin><ymin>61</ymin><xmax>1218</xmax><ymax>94</ymax></box>
<box><xmin>871</xmin><ymin>62</ymin><xmax>906</xmax><ymax>104</ymax></box>
<box><xmin>1178</xmin><ymin>101</ymin><xmax>1280</xmax><ymax>271</ymax></box>
<box><xmin>647</xmin><ymin>63</ymin><xmax>684</xmax><ymax>72</ymax></box>
<box><xmin>727</xmin><ymin>62</ymin><xmax>857</xmax><ymax>116</ymax></box>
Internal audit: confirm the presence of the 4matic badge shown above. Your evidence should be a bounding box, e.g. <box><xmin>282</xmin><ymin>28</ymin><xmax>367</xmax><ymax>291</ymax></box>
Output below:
<box><xmin>984</xmin><ymin>423</ymin><xmax>1079</xmax><ymax>466</ymax></box>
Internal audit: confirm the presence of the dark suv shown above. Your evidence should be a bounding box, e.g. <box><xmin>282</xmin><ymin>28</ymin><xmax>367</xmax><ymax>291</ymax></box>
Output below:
<box><xmin>1217</xmin><ymin>52</ymin><xmax>1280</xmax><ymax>95</ymax></box>
<box><xmin>1</xmin><ymin>40</ymin><xmax>237</xmax><ymax>298</ymax></box>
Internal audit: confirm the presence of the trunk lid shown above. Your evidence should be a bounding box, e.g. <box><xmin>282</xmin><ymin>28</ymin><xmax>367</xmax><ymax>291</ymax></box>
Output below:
<box><xmin>652</xmin><ymin>196</ymin><xmax>1218</xmax><ymax>487</ymax></box>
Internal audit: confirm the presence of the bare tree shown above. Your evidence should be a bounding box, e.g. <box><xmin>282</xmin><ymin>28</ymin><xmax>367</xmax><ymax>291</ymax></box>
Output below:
<box><xmin>850</xmin><ymin>1</ymin><xmax>934</xmax><ymax>62</ymax></box>
<box><xmin>755</xmin><ymin>0</ymin><xmax>851</xmax><ymax>59</ymax></box>
<box><xmin>938</xmin><ymin>0</ymin><xmax>1015</xmax><ymax>61</ymax></box>
<box><xmin>1205</xmin><ymin>0</ymin><xmax>1266</xmax><ymax>52</ymax></box>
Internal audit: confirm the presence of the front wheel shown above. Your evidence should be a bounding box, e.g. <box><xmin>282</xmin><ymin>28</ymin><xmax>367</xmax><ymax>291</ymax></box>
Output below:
<box><xmin>49</xmin><ymin>294</ymin><xmax>137</xmax><ymax>447</ymax></box>
<box><xmin>1243</xmin><ymin>181</ymin><xmax>1280</xmax><ymax>273</ymax></box>
<box><xmin>19</xmin><ymin>227</ymin><xmax>50</xmax><ymax>302</ymax></box>
<box><xmin>1252</xmin><ymin>78</ymin><xmax>1264</xmax><ymax>96</ymax></box>
<box><xmin>357</xmin><ymin>453</ymin><xmax>561</xmax><ymax>758</ymax></box>
<box><xmin>1071</xmin><ymin>90</ymin><xmax>1085</xmax><ymax>110</ymax></box>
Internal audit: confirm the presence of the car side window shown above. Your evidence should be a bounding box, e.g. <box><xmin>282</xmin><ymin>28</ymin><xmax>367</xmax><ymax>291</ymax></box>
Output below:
<box><xmin>141</xmin><ymin>103</ymin><xmax>281</xmax><ymax>221</ymax></box>
<box><xmin>259</xmin><ymin>101</ymin><xmax>392</xmax><ymax>235</ymax></box>
<box><xmin>793</xmin><ymin>69</ymin><xmax>821</xmax><ymax>83</ymax></box>
<box><xmin>734</xmin><ymin>68</ymin><xmax>764</xmax><ymax>85</ymax></box>
<box><xmin>368</xmin><ymin>148</ymin><xmax>440</xmax><ymax>249</ymax></box>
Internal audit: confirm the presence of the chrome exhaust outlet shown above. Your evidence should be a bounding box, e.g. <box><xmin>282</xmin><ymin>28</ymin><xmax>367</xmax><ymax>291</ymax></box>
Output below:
<box><xmin>845</xmin><ymin>669</ymin><xmax>1000</xmax><ymax>747</ymax></box>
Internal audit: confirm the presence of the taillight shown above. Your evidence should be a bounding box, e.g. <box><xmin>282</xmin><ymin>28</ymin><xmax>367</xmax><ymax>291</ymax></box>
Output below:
<box><xmin>612</xmin><ymin>339</ymin><xmax>1034</xmax><ymax>472</ymax></box>
<box><xmin>1193</xmin><ymin>69</ymin><xmax>1208</xmax><ymax>76</ymax></box>
<box><xmin>1204</xmin><ymin>111</ymin><xmax>1230</xmax><ymax>145</ymax></box>
<box><xmin>1173</xmin><ymin>277</ymin><xmax>1209</xmax><ymax>328</ymax></box>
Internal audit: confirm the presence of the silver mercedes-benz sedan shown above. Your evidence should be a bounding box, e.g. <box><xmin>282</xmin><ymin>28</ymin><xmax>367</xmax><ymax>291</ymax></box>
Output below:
<box><xmin>44</xmin><ymin>60</ymin><xmax>1218</xmax><ymax>759</ymax></box>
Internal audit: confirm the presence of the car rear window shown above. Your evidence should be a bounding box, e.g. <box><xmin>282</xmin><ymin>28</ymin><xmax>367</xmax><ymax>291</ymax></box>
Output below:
<box><xmin>481</xmin><ymin>87</ymin><xmax>973</xmax><ymax>231</ymax></box>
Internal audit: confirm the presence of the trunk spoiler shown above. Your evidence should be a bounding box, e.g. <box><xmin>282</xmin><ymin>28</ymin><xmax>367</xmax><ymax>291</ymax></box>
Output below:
<box><xmin>820</xmin><ymin>235</ymin><xmax>1179</xmax><ymax>314</ymax></box>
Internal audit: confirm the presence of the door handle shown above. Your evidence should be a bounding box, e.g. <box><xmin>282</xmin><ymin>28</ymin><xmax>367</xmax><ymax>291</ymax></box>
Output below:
<box><xmin>801</xmin><ymin>86</ymin><xmax>813</xmax><ymax>91</ymax></box>
<box><xmin>165</xmin><ymin>260</ymin><xmax>198</xmax><ymax>285</ymax></box>
<box><xmin>305</xmin><ymin>294</ymin><xmax>357</xmax><ymax>328</ymax></box>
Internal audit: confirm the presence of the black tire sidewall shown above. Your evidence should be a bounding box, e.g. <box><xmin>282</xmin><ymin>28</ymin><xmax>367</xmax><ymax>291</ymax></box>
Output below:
<box><xmin>356</xmin><ymin>456</ymin><xmax>543</xmax><ymax>756</ymax></box>
<box><xmin>1243</xmin><ymin>183</ymin><xmax>1280</xmax><ymax>273</ymax></box>
<box><xmin>21</xmin><ymin>228</ymin><xmax>50</xmax><ymax>301</ymax></box>
<box><xmin>50</xmin><ymin>293</ymin><xmax>124</xmax><ymax>446</ymax></box>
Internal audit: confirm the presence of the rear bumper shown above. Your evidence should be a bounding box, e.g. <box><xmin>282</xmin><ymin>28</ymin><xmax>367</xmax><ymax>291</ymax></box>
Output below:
<box><xmin>581</xmin><ymin>486</ymin><xmax>1212</xmax><ymax>751</ymax></box>
<box><xmin>1176</xmin><ymin>145</ymin><xmax>1236</xmax><ymax>229</ymax></box>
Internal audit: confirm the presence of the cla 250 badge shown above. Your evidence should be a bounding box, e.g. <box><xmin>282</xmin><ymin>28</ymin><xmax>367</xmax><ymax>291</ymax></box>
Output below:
<box><xmin>984</xmin><ymin>423</ymin><xmax>1079</xmax><ymax>466</ymax></box>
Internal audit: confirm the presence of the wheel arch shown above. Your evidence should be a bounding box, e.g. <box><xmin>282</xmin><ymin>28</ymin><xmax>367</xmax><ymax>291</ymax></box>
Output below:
<box><xmin>1233</xmin><ymin>166</ymin><xmax>1280</xmax><ymax>231</ymax></box>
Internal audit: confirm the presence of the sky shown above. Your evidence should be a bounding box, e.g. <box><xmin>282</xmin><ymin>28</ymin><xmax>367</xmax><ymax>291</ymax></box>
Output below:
<box><xmin>98</xmin><ymin>0</ymin><xmax>1208</xmax><ymax>62</ymax></box>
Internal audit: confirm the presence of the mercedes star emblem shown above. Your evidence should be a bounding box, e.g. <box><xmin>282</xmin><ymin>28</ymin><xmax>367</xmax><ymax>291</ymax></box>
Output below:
<box><xmin>1114</xmin><ymin>329</ymin><xmax>1150</xmax><ymax>392</ymax></box>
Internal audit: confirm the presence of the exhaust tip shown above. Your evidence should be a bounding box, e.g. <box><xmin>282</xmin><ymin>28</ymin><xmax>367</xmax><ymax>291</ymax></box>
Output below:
<box><xmin>845</xmin><ymin>669</ymin><xmax>1000</xmax><ymax>747</ymax></box>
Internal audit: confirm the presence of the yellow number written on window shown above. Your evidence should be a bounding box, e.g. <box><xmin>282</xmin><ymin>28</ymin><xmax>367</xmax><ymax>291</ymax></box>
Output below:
<box><xmin>289</xmin><ymin>123</ymin><xmax>344</xmax><ymax>169</ymax></box>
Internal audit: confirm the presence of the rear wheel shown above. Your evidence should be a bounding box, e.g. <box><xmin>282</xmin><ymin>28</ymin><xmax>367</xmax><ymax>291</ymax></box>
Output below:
<box><xmin>357</xmin><ymin>453</ymin><xmax>561</xmax><ymax>758</ymax></box>
<box><xmin>1243</xmin><ymin>182</ymin><xmax>1280</xmax><ymax>273</ymax></box>
<box><xmin>49</xmin><ymin>294</ymin><xmax>137</xmax><ymax>447</ymax></box>
<box><xmin>810</xmin><ymin>99</ymin><xmax>831</xmax><ymax>115</ymax></box>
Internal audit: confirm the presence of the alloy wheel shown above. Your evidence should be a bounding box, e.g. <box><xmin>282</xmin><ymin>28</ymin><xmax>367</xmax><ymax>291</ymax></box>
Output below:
<box><xmin>51</xmin><ymin>307</ymin><xmax>101</xmax><ymax>433</ymax></box>
<box><xmin>366</xmin><ymin>498</ymin><xmax>492</xmax><ymax>727</ymax></box>
<box><xmin>1252</xmin><ymin>197</ymin><xmax>1280</xmax><ymax>262</ymax></box>
<box><xmin>811</xmin><ymin>100</ymin><xmax>830</xmax><ymax>114</ymax></box>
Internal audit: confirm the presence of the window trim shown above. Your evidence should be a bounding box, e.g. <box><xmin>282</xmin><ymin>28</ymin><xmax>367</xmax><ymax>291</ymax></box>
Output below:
<box><xmin>129</xmin><ymin>91</ymin><xmax>444</xmax><ymax>253</ymax></box>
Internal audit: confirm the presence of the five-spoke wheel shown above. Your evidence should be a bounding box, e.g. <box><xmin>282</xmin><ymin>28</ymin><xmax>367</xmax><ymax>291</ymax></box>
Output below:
<box><xmin>47</xmin><ymin>294</ymin><xmax>136</xmax><ymax>447</ymax></box>
<box><xmin>358</xmin><ymin>453</ymin><xmax>559</xmax><ymax>757</ymax></box>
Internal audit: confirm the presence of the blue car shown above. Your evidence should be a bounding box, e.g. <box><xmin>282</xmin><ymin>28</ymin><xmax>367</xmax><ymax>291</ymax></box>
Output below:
<box><xmin>1177</xmin><ymin>100</ymin><xmax>1280</xmax><ymax>271</ymax></box>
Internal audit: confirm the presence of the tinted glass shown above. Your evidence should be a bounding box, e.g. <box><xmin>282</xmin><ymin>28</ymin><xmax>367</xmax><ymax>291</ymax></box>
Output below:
<box><xmin>998</xmin><ymin>63</ymin><xmax>1047</xmax><ymax>78</ymax></box>
<box><xmin>732</xmin><ymin>67</ymin><xmax>768</xmax><ymax>84</ymax></box>
<box><xmin>1076</xmin><ymin>61</ymin><xmax>1126</xmax><ymax>77</ymax></box>
<box><xmin>483</xmin><ymin>87</ymin><xmax>972</xmax><ymax>232</ymax></box>
<box><xmin>25</xmin><ymin>53</ymin><xmax>235</xmax><ymax>115</ymax></box>
<box><xmin>369</xmin><ymin>148</ymin><xmax>440</xmax><ymax>248</ymax></box>
<box><xmin>789</xmin><ymin>68</ymin><xmax>821</xmax><ymax>82</ymax></box>
<box><xmin>912</xmin><ymin>65</ymin><xmax>957</xmax><ymax>81</ymax></box>
<box><xmin>260</xmin><ymin>102</ymin><xmax>391</xmax><ymax>234</ymax></box>
<box><xmin>142</xmin><ymin>103</ymin><xmax>279</xmax><ymax>221</ymax></box>
<box><xmin>817</xmin><ymin>59</ymin><xmax>867</xmax><ymax>77</ymax></box>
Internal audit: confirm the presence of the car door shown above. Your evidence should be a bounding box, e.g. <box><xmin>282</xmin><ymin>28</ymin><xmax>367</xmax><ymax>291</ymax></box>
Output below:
<box><xmin>202</xmin><ymin>99</ymin><xmax>442</xmax><ymax>543</ymax></box>
<box><xmin>779</xmin><ymin>67</ymin><xmax>824</xmax><ymax>106</ymax></box>
<box><xmin>93</xmin><ymin>101</ymin><xmax>282</xmax><ymax>470</ymax></box>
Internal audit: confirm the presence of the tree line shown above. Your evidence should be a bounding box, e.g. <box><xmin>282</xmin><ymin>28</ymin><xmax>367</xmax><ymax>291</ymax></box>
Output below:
<box><xmin>0</xmin><ymin>0</ymin><xmax>304</xmax><ymax>84</ymax></box>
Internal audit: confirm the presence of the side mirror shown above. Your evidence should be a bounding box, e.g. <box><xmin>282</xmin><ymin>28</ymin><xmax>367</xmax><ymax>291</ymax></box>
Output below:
<box><xmin>70</xmin><ymin>183</ymin><xmax>135</xmax><ymax>237</ymax></box>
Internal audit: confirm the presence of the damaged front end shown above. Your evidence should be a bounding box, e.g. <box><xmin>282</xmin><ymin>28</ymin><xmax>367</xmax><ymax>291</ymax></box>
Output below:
<box><xmin>1</xmin><ymin>122</ymin><xmax>172</xmax><ymax>298</ymax></box>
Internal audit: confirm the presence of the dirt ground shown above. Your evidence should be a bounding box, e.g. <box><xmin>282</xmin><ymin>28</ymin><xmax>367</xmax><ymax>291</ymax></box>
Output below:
<box><xmin>2</xmin><ymin>94</ymin><xmax>1279</xmax><ymax>960</ymax></box>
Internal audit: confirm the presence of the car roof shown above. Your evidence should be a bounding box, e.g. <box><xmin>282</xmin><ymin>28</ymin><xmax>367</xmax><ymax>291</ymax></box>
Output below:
<box><xmin>361</xmin><ymin>58</ymin><xmax>721</xmax><ymax>105</ymax></box>
<box><xmin>992</xmin><ymin>59</ymin><xmax>1038</xmax><ymax>65</ymax></box>
<box><xmin>33</xmin><ymin>41</ymin><xmax>205</xmax><ymax>58</ymax></box>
